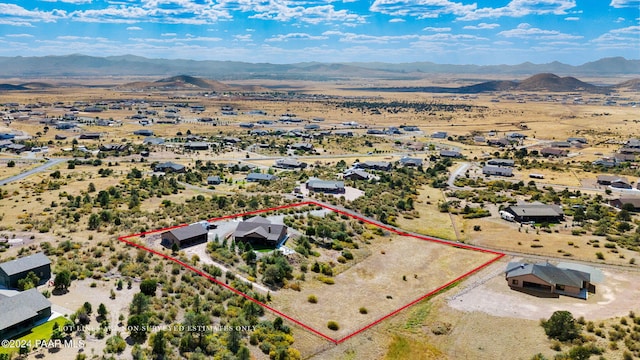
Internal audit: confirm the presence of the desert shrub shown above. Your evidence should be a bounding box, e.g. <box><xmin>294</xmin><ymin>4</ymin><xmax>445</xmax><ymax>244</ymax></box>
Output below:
<box><xmin>317</xmin><ymin>276</ymin><xmax>334</xmax><ymax>285</ymax></box>
<box><xmin>327</xmin><ymin>321</ymin><xmax>339</xmax><ymax>331</ymax></box>
<box><xmin>307</xmin><ymin>295</ymin><xmax>317</xmax><ymax>304</ymax></box>
<box><xmin>541</xmin><ymin>311</ymin><xmax>581</xmax><ymax>342</ymax></box>
<box><xmin>359</xmin><ymin>307</ymin><xmax>368</xmax><ymax>314</ymax></box>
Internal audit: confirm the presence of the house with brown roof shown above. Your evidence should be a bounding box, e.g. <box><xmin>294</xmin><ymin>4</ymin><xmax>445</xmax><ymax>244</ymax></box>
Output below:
<box><xmin>596</xmin><ymin>175</ymin><xmax>631</xmax><ymax>189</ymax></box>
<box><xmin>609</xmin><ymin>197</ymin><xmax>640</xmax><ymax>212</ymax></box>
<box><xmin>505</xmin><ymin>262</ymin><xmax>594</xmax><ymax>299</ymax></box>
<box><xmin>540</xmin><ymin>147</ymin><xmax>568</xmax><ymax>157</ymax></box>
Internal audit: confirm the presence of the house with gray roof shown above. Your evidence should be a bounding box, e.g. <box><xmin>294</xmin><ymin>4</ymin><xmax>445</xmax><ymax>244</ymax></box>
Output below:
<box><xmin>161</xmin><ymin>223</ymin><xmax>208</xmax><ymax>249</ymax></box>
<box><xmin>482</xmin><ymin>166</ymin><xmax>513</xmax><ymax>177</ymax></box>
<box><xmin>184</xmin><ymin>141</ymin><xmax>209</xmax><ymax>151</ymax></box>
<box><xmin>0</xmin><ymin>252</ymin><xmax>51</xmax><ymax>289</ymax></box>
<box><xmin>439</xmin><ymin>150</ymin><xmax>462</xmax><ymax>158</ymax></box>
<box><xmin>153</xmin><ymin>162</ymin><xmax>186</xmax><ymax>173</ymax></box>
<box><xmin>246</xmin><ymin>173</ymin><xmax>277</xmax><ymax>182</ymax></box>
<box><xmin>306</xmin><ymin>177</ymin><xmax>345</xmax><ymax>194</ymax></box>
<box><xmin>143</xmin><ymin>137</ymin><xmax>165</xmax><ymax>145</ymax></box>
<box><xmin>505</xmin><ymin>262</ymin><xmax>594</xmax><ymax>299</ymax></box>
<box><xmin>0</xmin><ymin>288</ymin><xmax>52</xmax><ymax>340</ymax></box>
<box><xmin>487</xmin><ymin>158</ymin><xmax>515</xmax><ymax>167</ymax></box>
<box><xmin>355</xmin><ymin>161</ymin><xmax>392</xmax><ymax>171</ymax></box>
<box><xmin>207</xmin><ymin>176</ymin><xmax>222</xmax><ymax>185</ymax></box>
<box><xmin>233</xmin><ymin>216</ymin><xmax>287</xmax><ymax>247</ymax></box>
<box><xmin>275</xmin><ymin>158</ymin><xmax>307</xmax><ymax>169</ymax></box>
<box><xmin>398</xmin><ymin>157</ymin><xmax>423</xmax><ymax>167</ymax></box>
<box><xmin>503</xmin><ymin>204</ymin><xmax>564</xmax><ymax>223</ymax></box>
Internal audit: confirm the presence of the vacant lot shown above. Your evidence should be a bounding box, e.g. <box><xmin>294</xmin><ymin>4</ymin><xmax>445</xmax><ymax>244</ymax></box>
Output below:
<box><xmin>270</xmin><ymin>233</ymin><xmax>498</xmax><ymax>340</ymax></box>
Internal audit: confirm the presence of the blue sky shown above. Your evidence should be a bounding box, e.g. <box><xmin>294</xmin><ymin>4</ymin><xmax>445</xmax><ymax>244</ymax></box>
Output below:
<box><xmin>0</xmin><ymin>0</ymin><xmax>638</xmax><ymax>64</ymax></box>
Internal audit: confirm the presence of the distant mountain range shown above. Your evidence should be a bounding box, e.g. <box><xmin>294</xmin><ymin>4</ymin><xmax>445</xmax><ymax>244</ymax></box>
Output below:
<box><xmin>359</xmin><ymin>73</ymin><xmax>640</xmax><ymax>94</ymax></box>
<box><xmin>0</xmin><ymin>54</ymin><xmax>637</xmax><ymax>80</ymax></box>
<box><xmin>2</xmin><ymin>73</ymin><xmax>637</xmax><ymax>94</ymax></box>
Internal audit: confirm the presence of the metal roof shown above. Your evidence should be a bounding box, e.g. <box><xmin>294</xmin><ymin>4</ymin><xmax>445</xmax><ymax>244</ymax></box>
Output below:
<box><xmin>0</xmin><ymin>252</ymin><xmax>50</xmax><ymax>276</ymax></box>
<box><xmin>506</xmin><ymin>204</ymin><xmax>562</xmax><ymax>217</ymax></box>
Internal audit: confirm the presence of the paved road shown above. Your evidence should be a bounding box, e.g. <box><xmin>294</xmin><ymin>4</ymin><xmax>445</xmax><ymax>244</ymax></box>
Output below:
<box><xmin>0</xmin><ymin>158</ymin><xmax>67</xmax><ymax>186</ymax></box>
<box><xmin>447</xmin><ymin>161</ymin><xmax>470</xmax><ymax>189</ymax></box>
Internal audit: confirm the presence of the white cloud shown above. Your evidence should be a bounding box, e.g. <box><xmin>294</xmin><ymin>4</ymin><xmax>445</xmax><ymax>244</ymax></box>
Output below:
<box><xmin>0</xmin><ymin>3</ymin><xmax>65</xmax><ymax>23</ymax></box>
<box><xmin>0</xmin><ymin>19</ymin><xmax>34</xmax><ymax>27</ymax></box>
<box><xmin>40</xmin><ymin>0</ymin><xmax>92</xmax><ymax>3</ymax></box>
<box><xmin>266</xmin><ymin>33</ymin><xmax>329</xmax><ymax>42</ymax></box>
<box><xmin>370</xmin><ymin>0</ymin><xmax>576</xmax><ymax>21</ymax></box>
<box><xmin>614</xmin><ymin>17</ymin><xmax>625</xmax><ymax>22</ymax></box>
<box><xmin>609</xmin><ymin>0</ymin><xmax>640</xmax><ymax>8</ymax></box>
<box><xmin>233</xmin><ymin>34</ymin><xmax>252</xmax><ymax>42</ymax></box>
<box><xmin>161</xmin><ymin>33</ymin><xmax>177</xmax><ymax>37</ymax></box>
<box><xmin>498</xmin><ymin>23</ymin><xmax>583</xmax><ymax>40</ymax></box>
<box><xmin>564</xmin><ymin>16</ymin><xmax>579</xmax><ymax>21</ymax></box>
<box><xmin>463</xmin><ymin>22</ymin><xmax>500</xmax><ymax>29</ymax></box>
<box><xmin>126</xmin><ymin>26</ymin><xmax>142</xmax><ymax>30</ymax></box>
<box><xmin>423</xmin><ymin>26</ymin><xmax>452</xmax><ymax>32</ymax></box>
<box><xmin>370</xmin><ymin>0</ymin><xmax>477</xmax><ymax>19</ymax></box>
<box><xmin>6</xmin><ymin>34</ymin><xmax>34</xmax><ymax>38</ymax></box>
<box><xmin>129</xmin><ymin>36</ymin><xmax>222</xmax><ymax>43</ymax></box>
<box><xmin>248</xmin><ymin>4</ymin><xmax>365</xmax><ymax>25</ymax></box>
<box><xmin>389</xmin><ymin>18</ymin><xmax>405</xmax><ymax>23</ymax></box>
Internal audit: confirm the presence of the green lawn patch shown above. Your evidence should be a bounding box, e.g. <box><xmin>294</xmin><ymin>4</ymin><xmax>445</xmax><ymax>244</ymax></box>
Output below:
<box><xmin>0</xmin><ymin>317</ymin><xmax>67</xmax><ymax>355</ymax></box>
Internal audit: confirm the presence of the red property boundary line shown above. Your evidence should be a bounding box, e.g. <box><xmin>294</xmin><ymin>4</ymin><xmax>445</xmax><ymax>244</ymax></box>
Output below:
<box><xmin>118</xmin><ymin>201</ymin><xmax>504</xmax><ymax>344</ymax></box>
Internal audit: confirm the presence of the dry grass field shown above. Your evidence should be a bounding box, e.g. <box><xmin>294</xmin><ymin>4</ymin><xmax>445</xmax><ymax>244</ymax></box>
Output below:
<box><xmin>270</xmin><ymin>234</ymin><xmax>498</xmax><ymax>340</ymax></box>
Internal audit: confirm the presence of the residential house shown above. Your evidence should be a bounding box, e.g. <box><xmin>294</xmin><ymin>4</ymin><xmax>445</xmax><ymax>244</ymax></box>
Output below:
<box><xmin>250</xmin><ymin>129</ymin><xmax>269</xmax><ymax>136</ymax></box>
<box><xmin>223</xmin><ymin>137</ymin><xmax>241</xmax><ymax>144</ymax></box>
<box><xmin>134</xmin><ymin>129</ymin><xmax>154</xmax><ymax>136</ymax></box>
<box><xmin>343</xmin><ymin>169</ymin><xmax>372</xmax><ymax>180</ymax></box>
<box><xmin>626</xmin><ymin>138</ymin><xmax>640</xmax><ymax>148</ymax></box>
<box><xmin>482</xmin><ymin>166</ymin><xmax>513</xmax><ymax>177</ymax></box>
<box><xmin>100</xmin><ymin>144</ymin><xmax>129</xmax><ymax>152</ymax></box>
<box><xmin>551</xmin><ymin>141</ymin><xmax>571</xmax><ymax>148</ymax></box>
<box><xmin>567</xmin><ymin>137</ymin><xmax>587</xmax><ymax>144</ymax></box>
<box><xmin>0</xmin><ymin>288</ymin><xmax>52</xmax><ymax>340</ymax></box>
<box><xmin>0</xmin><ymin>252</ymin><xmax>51</xmax><ymax>289</ymax></box>
<box><xmin>54</xmin><ymin>134</ymin><xmax>67</xmax><ymax>140</ymax></box>
<box><xmin>401</xmin><ymin>126</ymin><xmax>420</xmax><ymax>132</ymax></box>
<box><xmin>207</xmin><ymin>176</ymin><xmax>222</xmax><ymax>185</ymax></box>
<box><xmin>609</xmin><ymin>197</ymin><xmax>640</xmax><ymax>212</ymax></box>
<box><xmin>596</xmin><ymin>175</ymin><xmax>631</xmax><ymax>189</ymax></box>
<box><xmin>334</xmin><ymin>130</ymin><xmax>354</xmax><ymax>137</ymax></box>
<box><xmin>6</xmin><ymin>144</ymin><xmax>26</xmax><ymax>153</ymax></box>
<box><xmin>503</xmin><ymin>204</ymin><xmax>564</xmax><ymax>223</ymax></box>
<box><xmin>79</xmin><ymin>133</ymin><xmax>101</xmax><ymax>140</ymax></box>
<box><xmin>507</xmin><ymin>132</ymin><xmax>527</xmax><ymax>139</ymax></box>
<box><xmin>0</xmin><ymin>140</ymin><xmax>13</xmax><ymax>149</ymax></box>
<box><xmin>246</xmin><ymin>173</ymin><xmax>277</xmax><ymax>182</ymax></box>
<box><xmin>275</xmin><ymin>158</ymin><xmax>307</xmax><ymax>169</ymax></box>
<box><xmin>366</xmin><ymin>129</ymin><xmax>385</xmax><ymax>135</ymax></box>
<box><xmin>540</xmin><ymin>148</ymin><xmax>569</xmax><ymax>157</ymax></box>
<box><xmin>153</xmin><ymin>162</ymin><xmax>186</xmax><ymax>173</ymax></box>
<box><xmin>355</xmin><ymin>161</ymin><xmax>392</xmax><ymax>171</ymax></box>
<box><xmin>505</xmin><ymin>262</ymin><xmax>594</xmax><ymax>300</ymax></box>
<box><xmin>487</xmin><ymin>159</ymin><xmax>515</xmax><ymax>167</ymax></box>
<box><xmin>613</xmin><ymin>153</ymin><xmax>636</xmax><ymax>163</ymax></box>
<box><xmin>184</xmin><ymin>142</ymin><xmax>209</xmax><ymax>151</ymax></box>
<box><xmin>398</xmin><ymin>157</ymin><xmax>423</xmax><ymax>167</ymax></box>
<box><xmin>431</xmin><ymin>131</ymin><xmax>447</xmax><ymax>139</ymax></box>
<box><xmin>161</xmin><ymin>223</ymin><xmax>208</xmax><ymax>249</ymax></box>
<box><xmin>289</xmin><ymin>142</ymin><xmax>314</xmax><ymax>151</ymax></box>
<box><xmin>144</xmin><ymin>137</ymin><xmax>165</xmax><ymax>145</ymax></box>
<box><xmin>440</xmin><ymin>150</ymin><xmax>462</xmax><ymax>158</ymax></box>
<box><xmin>233</xmin><ymin>216</ymin><xmax>287</xmax><ymax>247</ymax></box>
<box><xmin>306</xmin><ymin>177</ymin><xmax>345</xmax><ymax>194</ymax></box>
<box><xmin>487</xmin><ymin>138</ymin><xmax>512</xmax><ymax>147</ymax></box>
